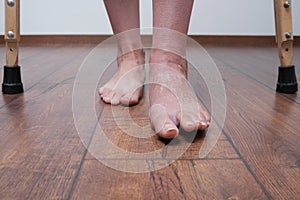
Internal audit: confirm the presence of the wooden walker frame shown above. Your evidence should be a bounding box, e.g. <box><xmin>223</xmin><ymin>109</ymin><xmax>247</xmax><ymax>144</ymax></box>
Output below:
<box><xmin>2</xmin><ymin>0</ymin><xmax>298</xmax><ymax>94</ymax></box>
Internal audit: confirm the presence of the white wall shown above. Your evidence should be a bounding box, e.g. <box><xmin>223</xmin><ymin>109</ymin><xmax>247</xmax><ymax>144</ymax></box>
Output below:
<box><xmin>0</xmin><ymin>0</ymin><xmax>299</xmax><ymax>35</ymax></box>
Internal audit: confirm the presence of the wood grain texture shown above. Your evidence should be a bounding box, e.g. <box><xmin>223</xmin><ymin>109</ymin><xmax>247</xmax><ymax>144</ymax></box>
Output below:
<box><xmin>203</xmin><ymin>45</ymin><xmax>300</xmax><ymax>103</ymax></box>
<box><xmin>5</xmin><ymin>0</ymin><xmax>20</xmax><ymax>66</ymax></box>
<box><xmin>0</xmin><ymin>84</ymin><xmax>89</xmax><ymax>200</ymax></box>
<box><xmin>0</xmin><ymin>45</ymin><xmax>94</xmax><ymax>108</ymax></box>
<box><xmin>219</xmin><ymin>66</ymin><xmax>300</xmax><ymax>199</ymax></box>
<box><xmin>85</xmin><ymin>83</ymin><xmax>238</xmax><ymax>161</ymax></box>
<box><xmin>1</xmin><ymin>35</ymin><xmax>300</xmax><ymax>46</ymax></box>
<box><xmin>274</xmin><ymin>0</ymin><xmax>294</xmax><ymax>66</ymax></box>
<box><xmin>0</xmin><ymin>44</ymin><xmax>299</xmax><ymax>199</ymax></box>
<box><xmin>71</xmin><ymin>159</ymin><xmax>266</xmax><ymax>200</ymax></box>
<box><xmin>189</xmin><ymin>47</ymin><xmax>300</xmax><ymax>199</ymax></box>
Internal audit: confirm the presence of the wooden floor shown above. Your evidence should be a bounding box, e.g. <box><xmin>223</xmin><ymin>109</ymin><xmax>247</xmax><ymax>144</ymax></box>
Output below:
<box><xmin>0</xmin><ymin>40</ymin><xmax>300</xmax><ymax>200</ymax></box>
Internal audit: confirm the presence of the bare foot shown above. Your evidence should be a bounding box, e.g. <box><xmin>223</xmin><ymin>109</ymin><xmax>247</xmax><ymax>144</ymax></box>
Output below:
<box><xmin>149</xmin><ymin>52</ymin><xmax>211</xmax><ymax>139</ymax></box>
<box><xmin>99</xmin><ymin>49</ymin><xmax>145</xmax><ymax>106</ymax></box>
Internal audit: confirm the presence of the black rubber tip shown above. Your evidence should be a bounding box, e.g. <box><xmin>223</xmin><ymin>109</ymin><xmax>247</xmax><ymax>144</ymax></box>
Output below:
<box><xmin>276</xmin><ymin>65</ymin><xmax>298</xmax><ymax>94</ymax></box>
<box><xmin>2</xmin><ymin>66</ymin><xmax>24</xmax><ymax>94</ymax></box>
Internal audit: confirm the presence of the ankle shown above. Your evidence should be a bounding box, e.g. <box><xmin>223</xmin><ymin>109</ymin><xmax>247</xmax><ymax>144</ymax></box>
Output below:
<box><xmin>150</xmin><ymin>49</ymin><xmax>187</xmax><ymax>77</ymax></box>
<box><xmin>117</xmin><ymin>49</ymin><xmax>145</xmax><ymax>66</ymax></box>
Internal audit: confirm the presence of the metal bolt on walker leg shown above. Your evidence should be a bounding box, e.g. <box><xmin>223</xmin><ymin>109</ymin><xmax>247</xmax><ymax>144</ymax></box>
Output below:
<box><xmin>7</xmin><ymin>31</ymin><xmax>15</xmax><ymax>39</ymax></box>
<box><xmin>285</xmin><ymin>32</ymin><xmax>292</xmax><ymax>39</ymax></box>
<box><xmin>7</xmin><ymin>0</ymin><xmax>15</xmax><ymax>7</ymax></box>
<box><xmin>283</xmin><ymin>1</ymin><xmax>291</xmax><ymax>8</ymax></box>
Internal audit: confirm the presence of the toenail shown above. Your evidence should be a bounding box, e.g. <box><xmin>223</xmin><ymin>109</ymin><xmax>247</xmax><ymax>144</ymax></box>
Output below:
<box><xmin>162</xmin><ymin>128</ymin><xmax>179</xmax><ymax>139</ymax></box>
<box><xmin>165</xmin><ymin>127</ymin><xmax>177</xmax><ymax>132</ymax></box>
<box><xmin>201</xmin><ymin>121</ymin><xmax>207</xmax><ymax>126</ymax></box>
<box><xmin>164</xmin><ymin>124</ymin><xmax>176</xmax><ymax>131</ymax></box>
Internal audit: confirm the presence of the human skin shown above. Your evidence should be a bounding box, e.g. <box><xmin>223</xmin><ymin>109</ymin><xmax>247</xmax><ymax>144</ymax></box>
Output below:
<box><xmin>100</xmin><ymin>0</ymin><xmax>210</xmax><ymax>138</ymax></box>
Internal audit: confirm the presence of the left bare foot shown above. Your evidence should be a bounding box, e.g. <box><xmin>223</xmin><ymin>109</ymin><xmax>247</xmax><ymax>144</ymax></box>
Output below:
<box><xmin>99</xmin><ymin>49</ymin><xmax>145</xmax><ymax>106</ymax></box>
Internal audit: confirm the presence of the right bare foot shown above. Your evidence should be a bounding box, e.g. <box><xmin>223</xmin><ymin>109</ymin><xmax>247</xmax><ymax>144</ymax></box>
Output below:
<box><xmin>99</xmin><ymin>49</ymin><xmax>145</xmax><ymax>106</ymax></box>
<box><xmin>149</xmin><ymin>51</ymin><xmax>211</xmax><ymax>139</ymax></box>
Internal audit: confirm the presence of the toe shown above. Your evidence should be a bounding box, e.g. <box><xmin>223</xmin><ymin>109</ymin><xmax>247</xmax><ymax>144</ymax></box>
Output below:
<box><xmin>128</xmin><ymin>97</ymin><xmax>139</xmax><ymax>106</ymax></box>
<box><xmin>176</xmin><ymin>112</ymin><xmax>198</xmax><ymax>132</ymax></box>
<box><xmin>120</xmin><ymin>88</ymin><xmax>143</xmax><ymax>106</ymax></box>
<box><xmin>120</xmin><ymin>95</ymin><xmax>139</xmax><ymax>106</ymax></box>
<box><xmin>197</xmin><ymin>120</ymin><xmax>208</xmax><ymax>130</ymax></box>
<box><xmin>200</xmin><ymin>107</ymin><xmax>211</xmax><ymax>124</ymax></box>
<box><xmin>196</xmin><ymin>112</ymin><xmax>209</xmax><ymax>130</ymax></box>
<box><xmin>102</xmin><ymin>91</ymin><xmax>115</xmax><ymax>104</ymax></box>
<box><xmin>160</xmin><ymin>121</ymin><xmax>179</xmax><ymax>139</ymax></box>
<box><xmin>99</xmin><ymin>87</ymin><xmax>110</xmax><ymax>99</ymax></box>
<box><xmin>120</xmin><ymin>96</ymin><xmax>131</xmax><ymax>106</ymax></box>
<box><xmin>99</xmin><ymin>87</ymin><xmax>109</xmax><ymax>96</ymax></box>
<box><xmin>176</xmin><ymin>110</ymin><xmax>210</xmax><ymax>131</ymax></box>
<box><xmin>198</xmin><ymin>107</ymin><xmax>211</xmax><ymax>128</ymax></box>
<box><xmin>111</xmin><ymin>94</ymin><xmax>122</xmax><ymax>105</ymax></box>
<box><xmin>98</xmin><ymin>87</ymin><xmax>104</xmax><ymax>95</ymax></box>
<box><xmin>150</xmin><ymin>104</ymin><xmax>179</xmax><ymax>139</ymax></box>
<box><xmin>129</xmin><ymin>88</ymin><xmax>143</xmax><ymax>105</ymax></box>
<box><xmin>102</xmin><ymin>97</ymin><xmax>111</xmax><ymax>104</ymax></box>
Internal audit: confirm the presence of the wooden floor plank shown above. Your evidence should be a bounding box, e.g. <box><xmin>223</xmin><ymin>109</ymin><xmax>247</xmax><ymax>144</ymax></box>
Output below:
<box><xmin>1</xmin><ymin>44</ymin><xmax>43</xmax><ymax>66</ymax></box>
<box><xmin>217</xmin><ymin>66</ymin><xmax>300</xmax><ymax>199</ymax></box>
<box><xmin>1</xmin><ymin>44</ymin><xmax>93</xmax><ymax>89</ymax></box>
<box><xmin>0</xmin><ymin>45</ymin><xmax>64</xmax><ymax>107</ymax></box>
<box><xmin>71</xmin><ymin>159</ymin><xmax>267</xmax><ymax>200</ymax></box>
<box><xmin>39</xmin><ymin>45</ymin><xmax>95</xmax><ymax>84</ymax></box>
<box><xmin>0</xmin><ymin>83</ymin><xmax>95</xmax><ymax>200</ymax></box>
<box><xmin>85</xmin><ymin>103</ymin><xmax>238</xmax><ymax>161</ymax></box>
<box><xmin>1</xmin><ymin>43</ymin><xmax>299</xmax><ymax>199</ymax></box>
<box><xmin>0</xmin><ymin>45</ymin><xmax>97</xmax><ymax>121</ymax></box>
<box><xmin>20</xmin><ymin>46</ymin><xmax>91</xmax><ymax>89</ymax></box>
<box><xmin>83</xmin><ymin>72</ymin><xmax>238</xmax><ymax>160</ymax></box>
<box><xmin>205</xmin><ymin>45</ymin><xmax>300</xmax><ymax>103</ymax></box>
<box><xmin>0</xmin><ymin>45</ymin><xmax>62</xmax><ymax>107</ymax></box>
<box><xmin>183</xmin><ymin>47</ymin><xmax>300</xmax><ymax>199</ymax></box>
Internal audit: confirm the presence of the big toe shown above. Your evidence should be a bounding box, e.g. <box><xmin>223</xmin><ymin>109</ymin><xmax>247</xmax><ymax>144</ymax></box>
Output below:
<box><xmin>159</xmin><ymin>121</ymin><xmax>179</xmax><ymax>139</ymax></box>
<box><xmin>150</xmin><ymin>104</ymin><xmax>179</xmax><ymax>139</ymax></box>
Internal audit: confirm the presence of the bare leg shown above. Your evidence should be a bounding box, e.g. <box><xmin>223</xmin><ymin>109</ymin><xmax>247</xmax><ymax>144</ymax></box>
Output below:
<box><xmin>99</xmin><ymin>0</ymin><xmax>145</xmax><ymax>105</ymax></box>
<box><xmin>150</xmin><ymin>0</ymin><xmax>210</xmax><ymax>138</ymax></box>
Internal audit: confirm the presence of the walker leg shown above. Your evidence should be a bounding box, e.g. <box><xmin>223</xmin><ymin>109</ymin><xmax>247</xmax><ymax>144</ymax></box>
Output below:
<box><xmin>2</xmin><ymin>0</ymin><xmax>23</xmax><ymax>94</ymax></box>
<box><xmin>274</xmin><ymin>0</ymin><xmax>297</xmax><ymax>93</ymax></box>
